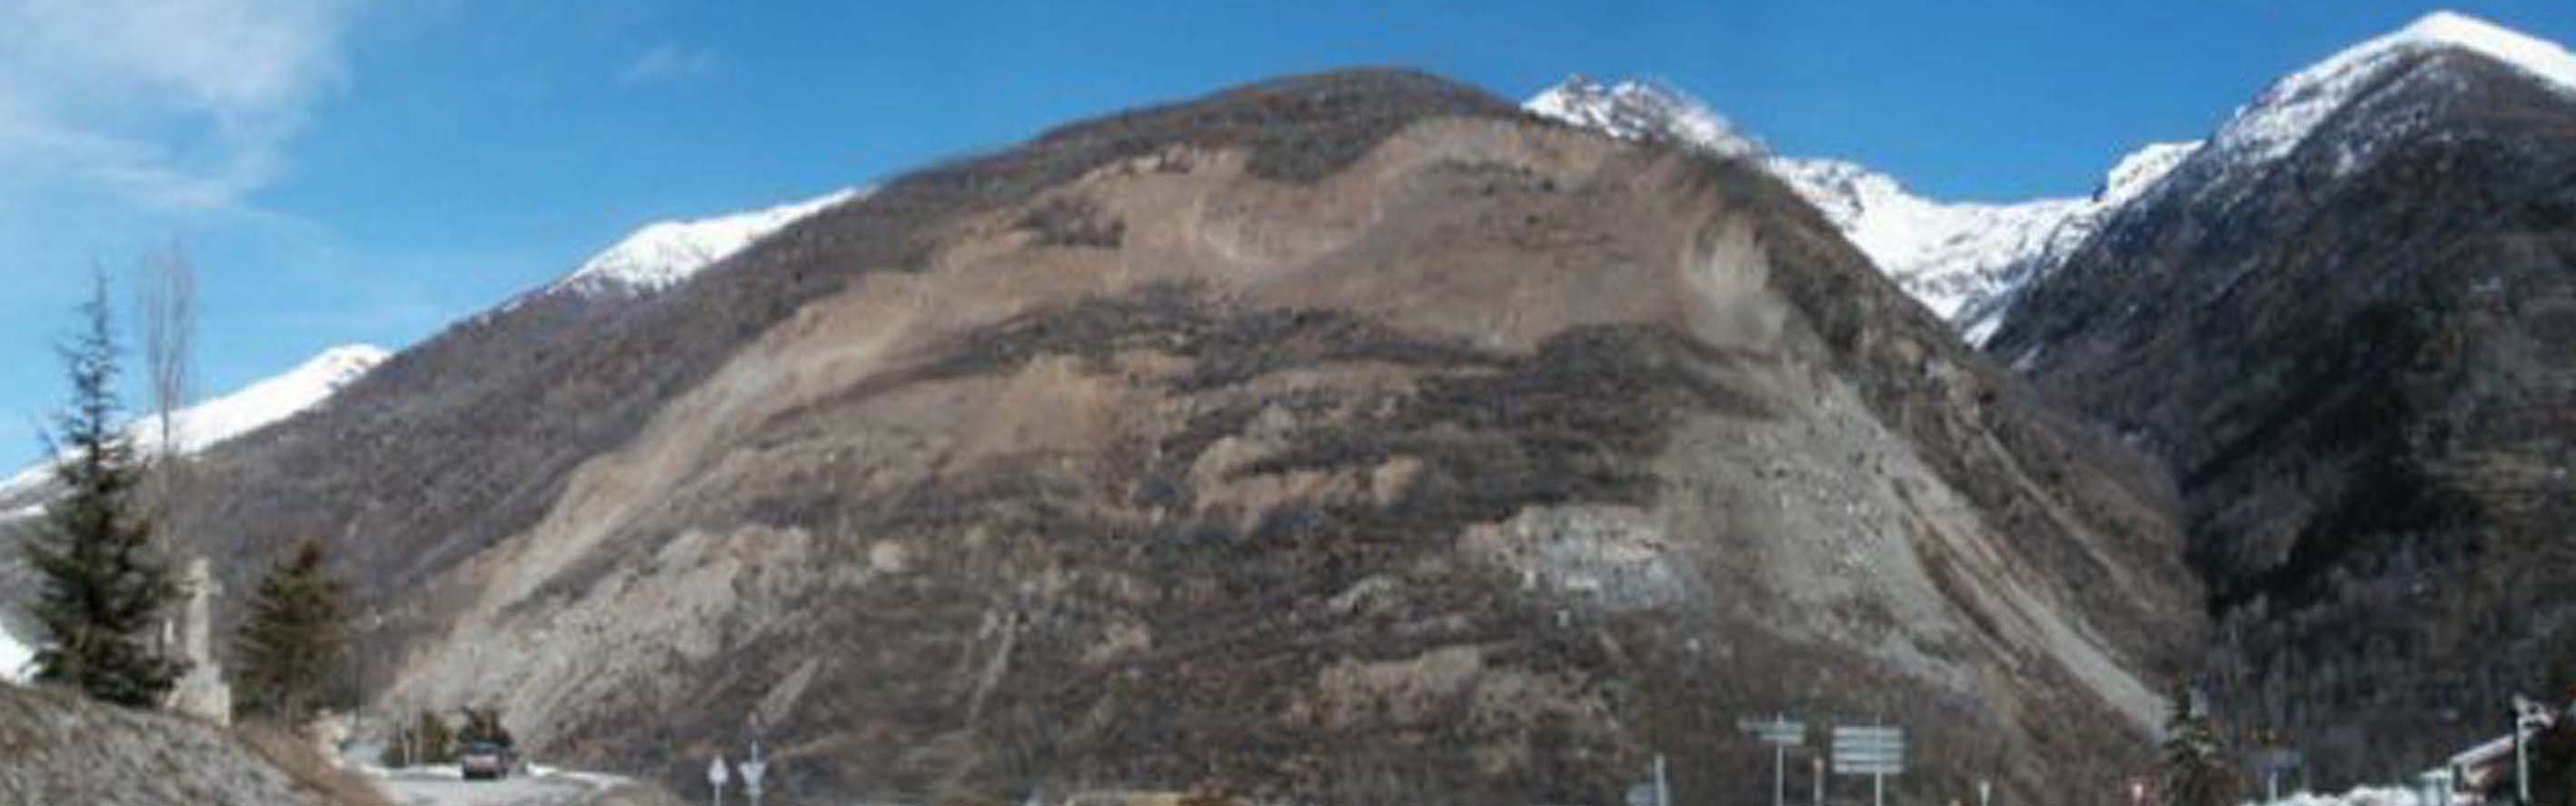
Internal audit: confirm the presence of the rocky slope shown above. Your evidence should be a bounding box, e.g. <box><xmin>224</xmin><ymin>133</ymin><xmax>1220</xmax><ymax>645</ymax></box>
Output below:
<box><xmin>164</xmin><ymin>70</ymin><xmax>2196</xmax><ymax>805</ymax></box>
<box><xmin>1527</xmin><ymin>76</ymin><xmax>2203</xmax><ymax>346</ymax></box>
<box><xmin>1989</xmin><ymin>11</ymin><xmax>2576</xmax><ymax>783</ymax></box>
<box><xmin>0</xmin><ymin>682</ymin><xmax>363</xmax><ymax>806</ymax></box>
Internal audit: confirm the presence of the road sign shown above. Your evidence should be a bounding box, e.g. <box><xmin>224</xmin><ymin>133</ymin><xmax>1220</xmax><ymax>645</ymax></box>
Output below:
<box><xmin>1831</xmin><ymin>726</ymin><xmax>1905</xmax><ymax>775</ymax></box>
<box><xmin>1741</xmin><ymin>715</ymin><xmax>1808</xmax><ymax>806</ymax></box>
<box><xmin>708</xmin><ymin>755</ymin><xmax>730</xmax><ymax>806</ymax></box>
<box><xmin>741</xmin><ymin>741</ymin><xmax>768</xmax><ymax>803</ymax></box>
<box><xmin>1739</xmin><ymin>715</ymin><xmax>1807</xmax><ymax>746</ymax></box>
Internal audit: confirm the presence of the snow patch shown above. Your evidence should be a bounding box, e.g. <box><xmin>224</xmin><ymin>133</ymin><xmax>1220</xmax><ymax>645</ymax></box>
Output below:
<box><xmin>0</xmin><ymin>625</ymin><xmax>31</xmax><ymax>682</ymax></box>
<box><xmin>553</xmin><ymin>188</ymin><xmax>861</xmax><ymax>295</ymax></box>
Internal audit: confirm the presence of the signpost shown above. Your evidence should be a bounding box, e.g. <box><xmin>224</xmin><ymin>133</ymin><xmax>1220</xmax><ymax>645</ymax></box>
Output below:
<box><xmin>1832</xmin><ymin>725</ymin><xmax>1905</xmax><ymax>806</ymax></box>
<box><xmin>2251</xmin><ymin>748</ymin><xmax>2302</xmax><ymax>803</ymax></box>
<box><xmin>1978</xmin><ymin>778</ymin><xmax>1992</xmax><ymax>806</ymax></box>
<box><xmin>1740</xmin><ymin>715</ymin><xmax>1808</xmax><ymax>806</ymax></box>
<box><xmin>708</xmin><ymin>755</ymin><xmax>729</xmax><ymax>806</ymax></box>
<box><xmin>741</xmin><ymin>740</ymin><xmax>768</xmax><ymax>806</ymax></box>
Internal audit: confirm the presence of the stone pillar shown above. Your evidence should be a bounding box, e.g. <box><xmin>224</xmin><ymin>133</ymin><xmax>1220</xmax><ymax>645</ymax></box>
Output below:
<box><xmin>168</xmin><ymin>556</ymin><xmax>232</xmax><ymax>724</ymax></box>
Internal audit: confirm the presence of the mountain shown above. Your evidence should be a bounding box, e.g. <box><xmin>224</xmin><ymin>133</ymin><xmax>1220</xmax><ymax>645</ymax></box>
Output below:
<box><xmin>155</xmin><ymin>69</ymin><xmax>2197</xmax><ymax>804</ymax></box>
<box><xmin>549</xmin><ymin>188</ymin><xmax>863</xmax><ymax>296</ymax></box>
<box><xmin>1527</xmin><ymin>76</ymin><xmax>2201</xmax><ymax>344</ymax></box>
<box><xmin>1987</xmin><ymin>10</ymin><xmax>2576</xmax><ymax>782</ymax></box>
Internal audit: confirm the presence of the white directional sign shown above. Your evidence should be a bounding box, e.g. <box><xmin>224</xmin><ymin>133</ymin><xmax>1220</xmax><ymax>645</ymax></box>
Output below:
<box><xmin>741</xmin><ymin>742</ymin><xmax>767</xmax><ymax>800</ymax></box>
<box><xmin>1831</xmin><ymin>726</ymin><xmax>1905</xmax><ymax>775</ymax></box>
<box><xmin>1738</xmin><ymin>716</ymin><xmax>1806</xmax><ymax>746</ymax></box>
<box><xmin>709</xmin><ymin>756</ymin><xmax>730</xmax><ymax>786</ymax></box>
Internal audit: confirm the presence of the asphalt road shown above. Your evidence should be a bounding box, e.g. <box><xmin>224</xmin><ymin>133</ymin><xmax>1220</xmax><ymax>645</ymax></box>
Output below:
<box><xmin>371</xmin><ymin>764</ymin><xmax>626</xmax><ymax>806</ymax></box>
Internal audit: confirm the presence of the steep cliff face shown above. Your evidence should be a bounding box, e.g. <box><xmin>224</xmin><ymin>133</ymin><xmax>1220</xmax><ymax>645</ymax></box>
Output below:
<box><xmin>173</xmin><ymin>71</ymin><xmax>2194</xmax><ymax>805</ymax></box>
<box><xmin>1991</xmin><ymin>17</ymin><xmax>2576</xmax><ymax>783</ymax></box>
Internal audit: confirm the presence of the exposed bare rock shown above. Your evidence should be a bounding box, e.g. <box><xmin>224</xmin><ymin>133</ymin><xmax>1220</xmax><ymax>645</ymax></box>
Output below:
<box><xmin>166</xmin><ymin>71</ymin><xmax>2194</xmax><ymax>806</ymax></box>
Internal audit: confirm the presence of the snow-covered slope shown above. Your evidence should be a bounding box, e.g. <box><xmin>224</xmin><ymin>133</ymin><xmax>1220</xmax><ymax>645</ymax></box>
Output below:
<box><xmin>0</xmin><ymin>344</ymin><xmax>389</xmax><ymax>499</ymax></box>
<box><xmin>2213</xmin><ymin>10</ymin><xmax>2576</xmax><ymax>166</ymax></box>
<box><xmin>1527</xmin><ymin>75</ymin><xmax>2196</xmax><ymax>344</ymax></box>
<box><xmin>552</xmin><ymin>188</ymin><xmax>860</xmax><ymax>295</ymax></box>
<box><xmin>1525</xmin><ymin>75</ymin><xmax>1761</xmax><ymax>158</ymax></box>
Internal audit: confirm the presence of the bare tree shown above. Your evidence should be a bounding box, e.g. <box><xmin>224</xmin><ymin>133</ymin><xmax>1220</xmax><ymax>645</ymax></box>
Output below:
<box><xmin>134</xmin><ymin>243</ymin><xmax>196</xmax><ymax>462</ymax></box>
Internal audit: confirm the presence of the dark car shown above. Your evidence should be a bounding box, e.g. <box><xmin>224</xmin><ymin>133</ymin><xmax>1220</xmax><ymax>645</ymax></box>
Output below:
<box><xmin>459</xmin><ymin>741</ymin><xmax>513</xmax><ymax>781</ymax></box>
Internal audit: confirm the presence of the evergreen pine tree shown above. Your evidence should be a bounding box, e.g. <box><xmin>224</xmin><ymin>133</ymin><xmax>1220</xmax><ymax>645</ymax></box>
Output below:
<box><xmin>17</xmin><ymin>275</ymin><xmax>188</xmax><ymax>708</ymax></box>
<box><xmin>232</xmin><ymin>540</ymin><xmax>349</xmax><ymax>723</ymax></box>
<box><xmin>2162</xmin><ymin>681</ymin><xmax>2243</xmax><ymax>806</ymax></box>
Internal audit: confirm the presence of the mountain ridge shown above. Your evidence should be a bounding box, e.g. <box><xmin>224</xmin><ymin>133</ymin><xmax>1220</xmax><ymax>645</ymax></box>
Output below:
<box><xmin>1987</xmin><ymin>8</ymin><xmax>2576</xmax><ymax>783</ymax></box>
<box><xmin>1526</xmin><ymin>75</ymin><xmax>2200</xmax><ymax>345</ymax></box>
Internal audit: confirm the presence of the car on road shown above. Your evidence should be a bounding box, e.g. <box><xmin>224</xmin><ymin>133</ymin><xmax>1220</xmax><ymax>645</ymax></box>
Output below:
<box><xmin>459</xmin><ymin>741</ymin><xmax>514</xmax><ymax>781</ymax></box>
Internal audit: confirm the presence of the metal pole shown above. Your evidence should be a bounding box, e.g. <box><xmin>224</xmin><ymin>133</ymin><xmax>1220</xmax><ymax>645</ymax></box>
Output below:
<box><xmin>1655</xmin><ymin>752</ymin><xmax>1671</xmax><ymax>806</ymax></box>
<box><xmin>1776</xmin><ymin>742</ymin><xmax>1788</xmax><ymax>806</ymax></box>
<box><xmin>2267</xmin><ymin>770</ymin><xmax>2279</xmax><ymax>803</ymax></box>
<box><xmin>2516</xmin><ymin>708</ymin><xmax>2531</xmax><ymax>806</ymax></box>
<box><xmin>1874</xmin><ymin>771</ymin><xmax>1885</xmax><ymax>806</ymax></box>
<box><xmin>1815</xmin><ymin>757</ymin><xmax>1825</xmax><ymax>806</ymax></box>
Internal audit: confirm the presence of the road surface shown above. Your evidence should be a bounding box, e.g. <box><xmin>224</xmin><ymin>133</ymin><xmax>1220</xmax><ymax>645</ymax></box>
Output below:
<box><xmin>369</xmin><ymin>763</ymin><xmax>630</xmax><ymax>806</ymax></box>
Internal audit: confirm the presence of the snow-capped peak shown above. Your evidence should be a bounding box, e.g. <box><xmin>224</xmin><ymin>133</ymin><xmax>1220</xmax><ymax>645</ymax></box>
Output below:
<box><xmin>0</xmin><ymin>344</ymin><xmax>390</xmax><ymax>499</ymax></box>
<box><xmin>2387</xmin><ymin>11</ymin><xmax>2576</xmax><ymax>90</ymax></box>
<box><xmin>1528</xmin><ymin>75</ymin><xmax>2199</xmax><ymax>345</ymax></box>
<box><xmin>1526</xmin><ymin>75</ymin><xmax>1761</xmax><ymax>158</ymax></box>
<box><xmin>2214</xmin><ymin>11</ymin><xmax>2576</xmax><ymax>164</ymax></box>
<box><xmin>554</xmin><ymin>188</ymin><xmax>861</xmax><ymax>295</ymax></box>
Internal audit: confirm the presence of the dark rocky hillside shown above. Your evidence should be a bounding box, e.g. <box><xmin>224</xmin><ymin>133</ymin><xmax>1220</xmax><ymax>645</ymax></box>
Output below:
<box><xmin>1991</xmin><ymin>48</ymin><xmax>2576</xmax><ymax>783</ymax></box>
<box><xmin>170</xmin><ymin>70</ymin><xmax>2195</xmax><ymax>805</ymax></box>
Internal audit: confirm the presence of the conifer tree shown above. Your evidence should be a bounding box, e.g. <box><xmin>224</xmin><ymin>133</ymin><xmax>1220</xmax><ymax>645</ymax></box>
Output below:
<box><xmin>2161</xmin><ymin>681</ymin><xmax>2243</xmax><ymax>806</ymax></box>
<box><xmin>17</xmin><ymin>275</ymin><xmax>189</xmax><ymax>708</ymax></box>
<box><xmin>232</xmin><ymin>540</ymin><xmax>349</xmax><ymax>723</ymax></box>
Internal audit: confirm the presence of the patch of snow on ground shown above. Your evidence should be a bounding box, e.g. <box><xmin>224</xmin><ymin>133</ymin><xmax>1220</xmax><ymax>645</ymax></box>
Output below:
<box><xmin>0</xmin><ymin>625</ymin><xmax>31</xmax><ymax>682</ymax></box>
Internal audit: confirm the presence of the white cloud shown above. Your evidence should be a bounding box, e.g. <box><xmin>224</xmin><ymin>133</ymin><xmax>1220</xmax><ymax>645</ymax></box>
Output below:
<box><xmin>0</xmin><ymin>0</ymin><xmax>364</xmax><ymax>212</ymax></box>
<box><xmin>619</xmin><ymin>43</ymin><xmax>721</xmax><ymax>85</ymax></box>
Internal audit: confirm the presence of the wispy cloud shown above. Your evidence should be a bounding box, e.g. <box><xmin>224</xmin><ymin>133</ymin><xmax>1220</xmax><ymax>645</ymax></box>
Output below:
<box><xmin>0</xmin><ymin>0</ymin><xmax>365</xmax><ymax>213</ymax></box>
<box><xmin>619</xmin><ymin>43</ymin><xmax>722</xmax><ymax>86</ymax></box>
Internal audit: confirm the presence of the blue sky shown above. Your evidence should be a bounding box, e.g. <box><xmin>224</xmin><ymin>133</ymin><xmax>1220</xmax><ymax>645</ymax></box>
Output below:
<box><xmin>1</xmin><ymin>0</ymin><xmax>2571</xmax><ymax>463</ymax></box>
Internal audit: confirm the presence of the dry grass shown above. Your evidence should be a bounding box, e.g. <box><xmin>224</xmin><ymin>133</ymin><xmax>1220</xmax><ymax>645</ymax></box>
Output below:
<box><xmin>234</xmin><ymin>722</ymin><xmax>400</xmax><ymax>806</ymax></box>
